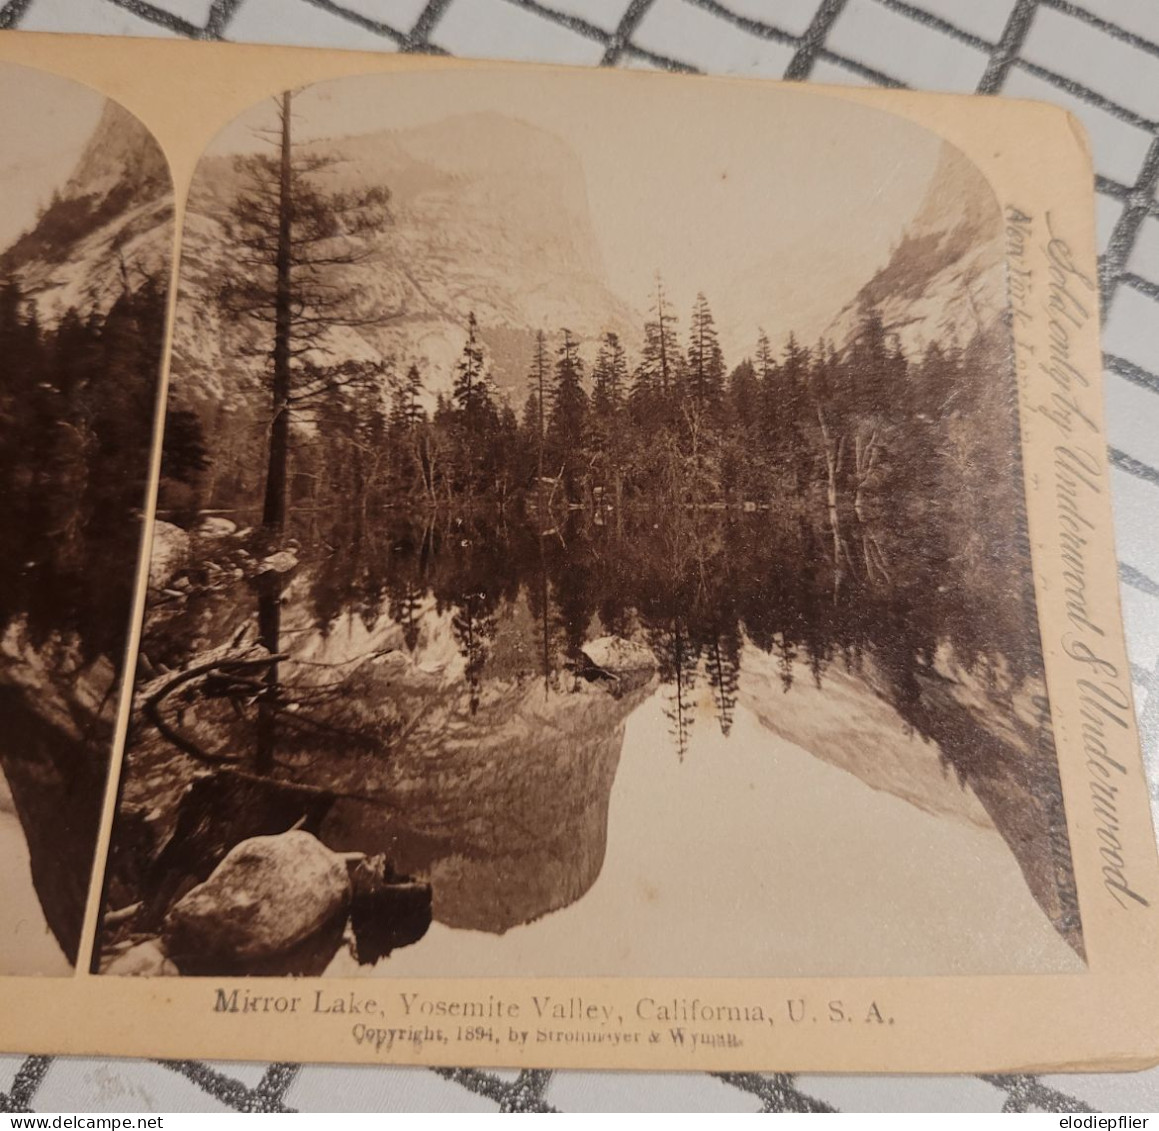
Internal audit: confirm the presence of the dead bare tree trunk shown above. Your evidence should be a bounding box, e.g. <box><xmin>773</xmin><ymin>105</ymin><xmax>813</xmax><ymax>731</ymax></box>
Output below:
<box><xmin>816</xmin><ymin>405</ymin><xmax>845</xmax><ymax>598</ymax></box>
<box><xmin>850</xmin><ymin>425</ymin><xmax>891</xmax><ymax>586</ymax></box>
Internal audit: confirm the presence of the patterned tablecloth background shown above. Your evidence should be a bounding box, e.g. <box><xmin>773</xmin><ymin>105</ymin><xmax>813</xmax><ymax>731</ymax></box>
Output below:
<box><xmin>2</xmin><ymin>0</ymin><xmax>1159</xmax><ymax>1114</ymax></box>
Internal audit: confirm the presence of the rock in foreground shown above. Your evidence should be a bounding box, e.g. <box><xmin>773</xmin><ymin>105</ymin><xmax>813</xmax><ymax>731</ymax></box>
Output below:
<box><xmin>163</xmin><ymin>831</ymin><xmax>350</xmax><ymax>971</ymax></box>
<box><xmin>148</xmin><ymin>521</ymin><xmax>190</xmax><ymax>590</ymax></box>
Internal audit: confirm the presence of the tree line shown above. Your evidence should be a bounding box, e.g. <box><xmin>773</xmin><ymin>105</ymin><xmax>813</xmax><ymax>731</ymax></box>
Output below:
<box><xmin>0</xmin><ymin>272</ymin><xmax>181</xmax><ymax>659</ymax></box>
<box><xmin>177</xmin><ymin>282</ymin><xmax>1030</xmax><ymax>668</ymax></box>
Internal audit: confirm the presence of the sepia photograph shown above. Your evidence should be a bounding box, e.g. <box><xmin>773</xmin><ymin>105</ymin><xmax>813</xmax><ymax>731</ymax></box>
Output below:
<box><xmin>0</xmin><ymin>64</ymin><xmax>172</xmax><ymax>974</ymax></box>
<box><xmin>95</xmin><ymin>69</ymin><xmax>1084</xmax><ymax>981</ymax></box>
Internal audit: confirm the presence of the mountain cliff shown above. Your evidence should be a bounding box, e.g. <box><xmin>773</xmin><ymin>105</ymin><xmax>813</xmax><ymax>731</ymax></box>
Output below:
<box><xmin>826</xmin><ymin>142</ymin><xmax>1006</xmax><ymax>356</ymax></box>
<box><xmin>175</xmin><ymin>113</ymin><xmax>638</xmax><ymax>408</ymax></box>
<box><xmin>0</xmin><ymin>101</ymin><xmax>172</xmax><ymax>321</ymax></box>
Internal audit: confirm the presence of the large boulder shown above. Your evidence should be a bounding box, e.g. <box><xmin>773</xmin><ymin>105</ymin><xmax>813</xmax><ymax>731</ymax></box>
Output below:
<box><xmin>142</xmin><ymin>770</ymin><xmax>335</xmax><ymax>927</ymax></box>
<box><xmin>580</xmin><ymin>636</ymin><xmax>656</xmax><ymax>675</ymax></box>
<box><xmin>162</xmin><ymin>831</ymin><xmax>350</xmax><ymax>972</ymax></box>
<box><xmin>149</xmin><ymin>521</ymin><xmax>191</xmax><ymax>590</ymax></box>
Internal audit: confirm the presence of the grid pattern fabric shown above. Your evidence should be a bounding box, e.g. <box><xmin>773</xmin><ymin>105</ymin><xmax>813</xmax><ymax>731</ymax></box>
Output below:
<box><xmin>2</xmin><ymin>0</ymin><xmax>1159</xmax><ymax>1113</ymax></box>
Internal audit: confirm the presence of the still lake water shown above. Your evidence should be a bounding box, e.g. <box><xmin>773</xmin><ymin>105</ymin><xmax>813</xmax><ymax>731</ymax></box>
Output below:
<box><xmin>321</xmin><ymin>667</ymin><xmax>1083</xmax><ymax>979</ymax></box>
<box><xmin>139</xmin><ymin>511</ymin><xmax>1084</xmax><ymax>977</ymax></box>
<box><xmin>0</xmin><ymin>769</ymin><xmax>70</xmax><ymax>975</ymax></box>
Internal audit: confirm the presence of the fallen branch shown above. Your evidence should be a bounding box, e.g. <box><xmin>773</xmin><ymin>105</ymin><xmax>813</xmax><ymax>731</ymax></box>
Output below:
<box><xmin>135</xmin><ymin>645</ymin><xmax>289</xmax><ymax>714</ymax></box>
<box><xmin>142</xmin><ymin>696</ymin><xmax>240</xmax><ymax>766</ymax></box>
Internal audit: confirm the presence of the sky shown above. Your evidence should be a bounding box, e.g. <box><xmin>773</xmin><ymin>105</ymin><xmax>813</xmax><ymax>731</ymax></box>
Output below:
<box><xmin>205</xmin><ymin>67</ymin><xmax>951</xmax><ymax>347</ymax></box>
<box><xmin>0</xmin><ymin>65</ymin><xmax>106</xmax><ymax>251</ymax></box>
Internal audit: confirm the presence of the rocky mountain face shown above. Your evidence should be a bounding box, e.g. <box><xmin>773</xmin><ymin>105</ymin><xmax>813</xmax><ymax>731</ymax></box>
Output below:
<box><xmin>737</xmin><ymin>646</ymin><xmax>993</xmax><ymax>831</ymax></box>
<box><xmin>0</xmin><ymin>101</ymin><xmax>172</xmax><ymax>322</ymax></box>
<box><xmin>63</xmin><ymin>100</ymin><xmax>170</xmax><ymax>205</ymax></box>
<box><xmin>168</xmin><ymin>121</ymin><xmax>1006</xmax><ymax>415</ymax></box>
<box><xmin>738</xmin><ymin>642</ymin><xmax>1083</xmax><ymax>957</ymax></box>
<box><xmin>2</xmin><ymin>112</ymin><xmax>1006</xmax><ymax>401</ymax></box>
<box><xmin>826</xmin><ymin>142</ymin><xmax>1006</xmax><ymax>356</ymax></box>
<box><xmin>176</xmin><ymin>113</ymin><xmax>638</xmax><ymax>409</ymax></box>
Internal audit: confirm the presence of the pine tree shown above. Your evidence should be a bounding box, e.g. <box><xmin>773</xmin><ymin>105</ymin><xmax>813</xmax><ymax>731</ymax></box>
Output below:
<box><xmin>686</xmin><ymin>293</ymin><xmax>724</xmax><ymax>415</ymax></box>
<box><xmin>718</xmin><ymin>357</ymin><xmax>760</xmax><ymax>505</ymax></box>
<box><xmin>726</xmin><ymin>358</ymin><xmax>759</xmax><ymax>426</ymax></box>
<box><xmin>655</xmin><ymin>618</ymin><xmax>699</xmax><ymax>761</ymax></box>
<box><xmin>832</xmin><ymin>308</ymin><xmax>905</xmax><ymax>587</ymax></box>
<box><xmin>755</xmin><ymin>329</ymin><xmax>775</xmax><ymax>385</ymax></box>
<box><xmin>527</xmin><ymin>329</ymin><xmax>549</xmax><ymax>491</ymax></box>
<box><xmin>448</xmin><ymin>312</ymin><xmax>503</xmax><ymax>498</ymax></box>
<box><xmin>761</xmin><ymin>331</ymin><xmax>810</xmax><ymax>499</ymax></box>
<box><xmin>590</xmin><ymin>331</ymin><xmax>629</xmax><ymax>514</ymax></box>
<box><xmin>707</xmin><ymin>628</ymin><xmax>741</xmax><ymax>737</ymax></box>
<box><xmin>221</xmin><ymin>89</ymin><xmax>391</xmax><ymax>540</ymax></box>
<box><xmin>453</xmin><ymin>312</ymin><xmax>487</xmax><ymax>419</ymax></box>
<box><xmin>219</xmin><ymin>90</ymin><xmax>391</xmax><ymax>772</ymax></box>
<box><xmin>392</xmin><ymin>363</ymin><xmax>426</xmax><ymax>430</ymax></box>
<box><xmin>521</xmin><ymin>390</ymin><xmax>542</xmax><ymax>437</ymax></box>
<box><xmin>631</xmin><ymin>275</ymin><xmax>680</xmax><ymax>410</ymax></box>
<box><xmin>591</xmin><ymin>331</ymin><xmax>628</xmax><ymax>417</ymax></box>
<box><xmin>754</xmin><ymin>330</ymin><xmax>778</xmax><ymax>448</ymax></box>
<box><xmin>451</xmin><ymin>592</ymin><xmax>496</xmax><ymax>716</ymax></box>
<box><xmin>546</xmin><ymin>328</ymin><xmax>589</xmax><ymax>500</ymax></box>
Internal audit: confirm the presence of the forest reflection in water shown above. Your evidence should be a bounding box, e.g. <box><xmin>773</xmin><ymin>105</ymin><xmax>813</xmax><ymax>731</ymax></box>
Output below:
<box><xmin>112</xmin><ymin>505</ymin><xmax>1084</xmax><ymax>975</ymax></box>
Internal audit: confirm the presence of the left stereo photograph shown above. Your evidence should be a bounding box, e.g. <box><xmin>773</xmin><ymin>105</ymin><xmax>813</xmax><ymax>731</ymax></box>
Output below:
<box><xmin>0</xmin><ymin>63</ymin><xmax>172</xmax><ymax>975</ymax></box>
